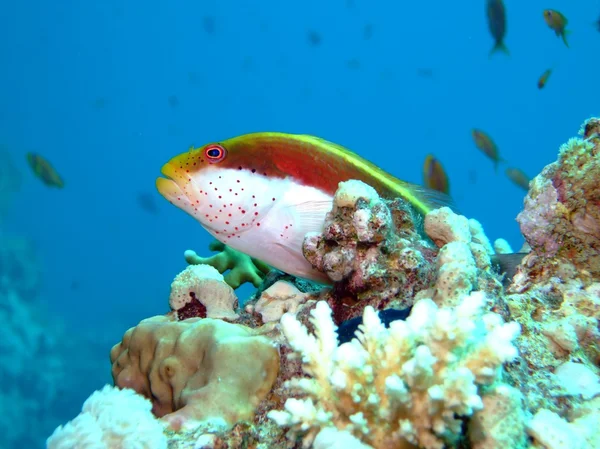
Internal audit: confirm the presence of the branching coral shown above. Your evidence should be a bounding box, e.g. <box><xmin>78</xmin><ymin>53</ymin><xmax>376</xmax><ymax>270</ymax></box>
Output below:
<box><xmin>46</xmin><ymin>385</ymin><xmax>167</xmax><ymax>449</ymax></box>
<box><xmin>185</xmin><ymin>239</ymin><xmax>272</xmax><ymax>289</ymax></box>
<box><xmin>268</xmin><ymin>294</ymin><xmax>520</xmax><ymax>449</ymax></box>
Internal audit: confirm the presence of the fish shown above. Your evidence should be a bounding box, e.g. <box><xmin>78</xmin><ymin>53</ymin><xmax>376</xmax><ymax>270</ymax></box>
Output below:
<box><xmin>26</xmin><ymin>153</ymin><xmax>64</xmax><ymax>188</ymax></box>
<box><xmin>543</xmin><ymin>9</ymin><xmax>570</xmax><ymax>47</ymax></box>
<box><xmin>537</xmin><ymin>68</ymin><xmax>552</xmax><ymax>89</ymax></box>
<box><xmin>137</xmin><ymin>192</ymin><xmax>160</xmax><ymax>215</ymax></box>
<box><xmin>337</xmin><ymin>251</ymin><xmax>528</xmax><ymax>343</ymax></box>
<box><xmin>505</xmin><ymin>167</ymin><xmax>530</xmax><ymax>190</ymax></box>
<box><xmin>492</xmin><ymin>252</ymin><xmax>528</xmax><ymax>286</ymax></box>
<box><xmin>168</xmin><ymin>95</ymin><xmax>179</xmax><ymax>108</ymax></box>
<box><xmin>486</xmin><ymin>0</ymin><xmax>509</xmax><ymax>56</ymax></box>
<box><xmin>471</xmin><ymin>129</ymin><xmax>504</xmax><ymax>172</ymax></box>
<box><xmin>307</xmin><ymin>31</ymin><xmax>321</xmax><ymax>47</ymax></box>
<box><xmin>423</xmin><ymin>154</ymin><xmax>450</xmax><ymax>195</ymax></box>
<box><xmin>156</xmin><ymin>132</ymin><xmax>454</xmax><ymax>283</ymax></box>
<box><xmin>202</xmin><ymin>16</ymin><xmax>215</xmax><ymax>34</ymax></box>
<box><xmin>338</xmin><ymin>307</ymin><xmax>412</xmax><ymax>344</ymax></box>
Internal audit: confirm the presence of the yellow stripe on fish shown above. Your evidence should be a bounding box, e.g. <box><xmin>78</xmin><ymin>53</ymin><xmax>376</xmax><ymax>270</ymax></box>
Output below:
<box><xmin>156</xmin><ymin>132</ymin><xmax>454</xmax><ymax>282</ymax></box>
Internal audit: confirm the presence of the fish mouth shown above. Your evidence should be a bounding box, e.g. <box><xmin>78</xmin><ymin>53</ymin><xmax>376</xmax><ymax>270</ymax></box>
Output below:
<box><xmin>155</xmin><ymin>161</ymin><xmax>188</xmax><ymax>203</ymax></box>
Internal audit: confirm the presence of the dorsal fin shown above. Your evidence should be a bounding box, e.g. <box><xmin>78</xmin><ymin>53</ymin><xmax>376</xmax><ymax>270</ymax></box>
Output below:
<box><xmin>407</xmin><ymin>183</ymin><xmax>460</xmax><ymax>214</ymax></box>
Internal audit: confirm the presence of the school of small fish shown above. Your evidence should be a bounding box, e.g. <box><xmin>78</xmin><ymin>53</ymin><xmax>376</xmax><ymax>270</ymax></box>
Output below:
<box><xmin>467</xmin><ymin>1</ymin><xmax>576</xmax><ymax>191</ymax></box>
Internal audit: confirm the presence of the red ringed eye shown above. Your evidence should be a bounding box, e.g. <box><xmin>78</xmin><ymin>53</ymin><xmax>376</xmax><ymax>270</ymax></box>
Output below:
<box><xmin>205</xmin><ymin>144</ymin><xmax>227</xmax><ymax>163</ymax></box>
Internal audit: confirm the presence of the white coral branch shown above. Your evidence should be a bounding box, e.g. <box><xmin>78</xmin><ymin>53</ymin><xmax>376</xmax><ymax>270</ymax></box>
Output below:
<box><xmin>269</xmin><ymin>293</ymin><xmax>521</xmax><ymax>449</ymax></box>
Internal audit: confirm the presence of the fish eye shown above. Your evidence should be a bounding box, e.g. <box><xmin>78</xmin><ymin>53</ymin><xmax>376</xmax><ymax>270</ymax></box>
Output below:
<box><xmin>204</xmin><ymin>144</ymin><xmax>227</xmax><ymax>163</ymax></box>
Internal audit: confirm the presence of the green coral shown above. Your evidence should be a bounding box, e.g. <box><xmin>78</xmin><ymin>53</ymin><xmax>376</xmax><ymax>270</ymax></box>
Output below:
<box><xmin>184</xmin><ymin>239</ymin><xmax>271</xmax><ymax>289</ymax></box>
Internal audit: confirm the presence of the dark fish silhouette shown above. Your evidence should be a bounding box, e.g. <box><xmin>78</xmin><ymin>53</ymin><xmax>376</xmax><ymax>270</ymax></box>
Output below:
<box><xmin>486</xmin><ymin>0</ymin><xmax>509</xmax><ymax>56</ymax></box>
<box><xmin>338</xmin><ymin>307</ymin><xmax>412</xmax><ymax>344</ymax></box>
<box><xmin>26</xmin><ymin>153</ymin><xmax>64</xmax><ymax>188</ymax></box>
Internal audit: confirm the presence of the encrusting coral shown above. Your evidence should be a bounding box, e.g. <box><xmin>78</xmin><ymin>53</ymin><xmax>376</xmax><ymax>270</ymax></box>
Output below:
<box><xmin>268</xmin><ymin>294</ymin><xmax>521</xmax><ymax>449</ymax></box>
<box><xmin>495</xmin><ymin>119</ymin><xmax>600</xmax><ymax>449</ymax></box>
<box><xmin>185</xmin><ymin>239</ymin><xmax>272</xmax><ymax>289</ymax></box>
<box><xmin>515</xmin><ymin>117</ymin><xmax>600</xmax><ymax>285</ymax></box>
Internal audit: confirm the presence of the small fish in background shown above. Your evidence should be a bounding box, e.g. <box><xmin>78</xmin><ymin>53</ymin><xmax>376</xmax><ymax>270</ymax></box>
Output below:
<box><xmin>241</xmin><ymin>56</ymin><xmax>253</xmax><ymax>71</ymax></box>
<box><xmin>543</xmin><ymin>9</ymin><xmax>570</xmax><ymax>47</ymax></box>
<box><xmin>363</xmin><ymin>23</ymin><xmax>373</xmax><ymax>40</ymax></box>
<box><xmin>346</xmin><ymin>58</ymin><xmax>360</xmax><ymax>70</ymax></box>
<box><xmin>471</xmin><ymin>129</ymin><xmax>504</xmax><ymax>172</ymax></box>
<box><xmin>595</xmin><ymin>13</ymin><xmax>600</xmax><ymax>32</ymax></box>
<box><xmin>168</xmin><ymin>95</ymin><xmax>179</xmax><ymax>108</ymax></box>
<box><xmin>187</xmin><ymin>71</ymin><xmax>200</xmax><ymax>85</ymax></box>
<box><xmin>416</xmin><ymin>68</ymin><xmax>434</xmax><ymax>78</ymax></box>
<box><xmin>505</xmin><ymin>167</ymin><xmax>530</xmax><ymax>190</ymax></box>
<box><xmin>537</xmin><ymin>68</ymin><xmax>552</xmax><ymax>89</ymax></box>
<box><xmin>423</xmin><ymin>154</ymin><xmax>450</xmax><ymax>195</ymax></box>
<box><xmin>137</xmin><ymin>192</ymin><xmax>160</xmax><ymax>215</ymax></box>
<box><xmin>202</xmin><ymin>16</ymin><xmax>215</xmax><ymax>34</ymax></box>
<box><xmin>468</xmin><ymin>169</ymin><xmax>477</xmax><ymax>185</ymax></box>
<box><xmin>26</xmin><ymin>153</ymin><xmax>64</xmax><ymax>188</ymax></box>
<box><xmin>307</xmin><ymin>30</ymin><xmax>322</xmax><ymax>47</ymax></box>
<box><xmin>93</xmin><ymin>97</ymin><xmax>106</xmax><ymax>109</ymax></box>
<box><xmin>486</xmin><ymin>0</ymin><xmax>509</xmax><ymax>56</ymax></box>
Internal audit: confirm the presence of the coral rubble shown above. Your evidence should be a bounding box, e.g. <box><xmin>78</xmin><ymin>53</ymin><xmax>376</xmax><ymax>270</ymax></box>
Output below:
<box><xmin>47</xmin><ymin>119</ymin><xmax>600</xmax><ymax>449</ymax></box>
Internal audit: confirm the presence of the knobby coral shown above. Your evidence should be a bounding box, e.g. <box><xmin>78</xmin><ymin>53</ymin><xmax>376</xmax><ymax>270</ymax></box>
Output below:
<box><xmin>302</xmin><ymin>180</ymin><xmax>438</xmax><ymax>317</ymax></box>
<box><xmin>268</xmin><ymin>293</ymin><xmax>520</xmax><ymax>449</ymax></box>
<box><xmin>110</xmin><ymin>315</ymin><xmax>279</xmax><ymax>431</ymax></box>
<box><xmin>169</xmin><ymin>264</ymin><xmax>239</xmax><ymax>320</ymax></box>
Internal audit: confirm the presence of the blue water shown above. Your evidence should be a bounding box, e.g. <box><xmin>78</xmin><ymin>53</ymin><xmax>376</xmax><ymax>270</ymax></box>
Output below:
<box><xmin>0</xmin><ymin>1</ymin><xmax>597</xmax><ymax>446</ymax></box>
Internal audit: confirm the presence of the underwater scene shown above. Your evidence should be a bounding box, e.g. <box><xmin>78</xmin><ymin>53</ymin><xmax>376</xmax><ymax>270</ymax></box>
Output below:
<box><xmin>0</xmin><ymin>0</ymin><xmax>599</xmax><ymax>448</ymax></box>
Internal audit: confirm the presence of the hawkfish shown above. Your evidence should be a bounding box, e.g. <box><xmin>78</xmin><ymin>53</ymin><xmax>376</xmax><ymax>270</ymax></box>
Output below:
<box><xmin>156</xmin><ymin>132</ymin><xmax>453</xmax><ymax>283</ymax></box>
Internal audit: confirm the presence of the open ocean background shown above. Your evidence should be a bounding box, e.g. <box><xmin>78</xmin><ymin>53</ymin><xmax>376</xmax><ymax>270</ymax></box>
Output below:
<box><xmin>0</xmin><ymin>1</ymin><xmax>597</xmax><ymax>447</ymax></box>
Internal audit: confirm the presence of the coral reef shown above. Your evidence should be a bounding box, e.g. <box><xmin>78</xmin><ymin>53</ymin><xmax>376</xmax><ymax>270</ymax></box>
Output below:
<box><xmin>1</xmin><ymin>231</ymin><xmax>107</xmax><ymax>449</ymax></box>
<box><xmin>169</xmin><ymin>264</ymin><xmax>239</xmax><ymax>320</ymax></box>
<box><xmin>185</xmin><ymin>239</ymin><xmax>272</xmax><ymax>289</ymax></box>
<box><xmin>515</xmin><ymin>117</ymin><xmax>600</xmax><ymax>285</ymax></box>
<box><xmin>268</xmin><ymin>294</ymin><xmax>520</xmax><ymax>449</ymax></box>
<box><xmin>302</xmin><ymin>180</ymin><xmax>437</xmax><ymax>322</ymax></box>
<box><xmin>110</xmin><ymin>314</ymin><xmax>280</xmax><ymax>431</ymax></box>
<box><xmin>248</xmin><ymin>280</ymin><xmax>312</xmax><ymax>323</ymax></box>
<box><xmin>47</xmin><ymin>118</ymin><xmax>600</xmax><ymax>449</ymax></box>
<box><xmin>47</xmin><ymin>385</ymin><xmax>167</xmax><ymax>449</ymax></box>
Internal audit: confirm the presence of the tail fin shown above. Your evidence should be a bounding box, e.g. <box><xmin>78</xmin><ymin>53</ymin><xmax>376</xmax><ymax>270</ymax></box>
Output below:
<box><xmin>489</xmin><ymin>41</ymin><xmax>510</xmax><ymax>57</ymax></box>
<box><xmin>561</xmin><ymin>30</ymin><xmax>570</xmax><ymax>48</ymax></box>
